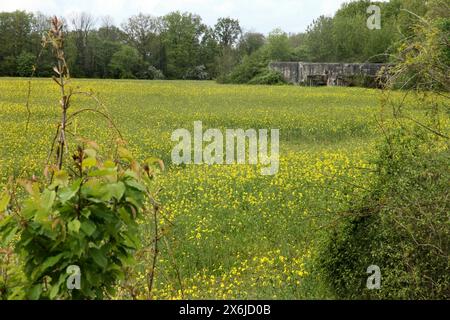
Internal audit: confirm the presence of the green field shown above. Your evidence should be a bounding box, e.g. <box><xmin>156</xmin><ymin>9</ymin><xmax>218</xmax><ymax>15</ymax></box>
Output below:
<box><xmin>1</xmin><ymin>79</ymin><xmax>387</xmax><ymax>299</ymax></box>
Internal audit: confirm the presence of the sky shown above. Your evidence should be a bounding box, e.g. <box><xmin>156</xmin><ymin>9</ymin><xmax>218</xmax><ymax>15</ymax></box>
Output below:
<box><xmin>0</xmin><ymin>0</ymin><xmax>354</xmax><ymax>34</ymax></box>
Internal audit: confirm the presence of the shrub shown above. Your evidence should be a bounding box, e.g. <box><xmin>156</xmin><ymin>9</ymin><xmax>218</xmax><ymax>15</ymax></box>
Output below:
<box><xmin>319</xmin><ymin>126</ymin><xmax>450</xmax><ymax>299</ymax></box>
<box><xmin>0</xmin><ymin>145</ymin><xmax>159</xmax><ymax>299</ymax></box>
<box><xmin>219</xmin><ymin>48</ymin><xmax>270</xmax><ymax>84</ymax></box>
<box><xmin>248</xmin><ymin>69</ymin><xmax>286</xmax><ymax>85</ymax></box>
<box><xmin>16</xmin><ymin>52</ymin><xmax>35</xmax><ymax>77</ymax></box>
<box><xmin>139</xmin><ymin>65</ymin><xmax>165</xmax><ymax>80</ymax></box>
<box><xmin>183</xmin><ymin>65</ymin><xmax>209</xmax><ymax>80</ymax></box>
<box><xmin>109</xmin><ymin>45</ymin><xmax>143</xmax><ymax>79</ymax></box>
<box><xmin>318</xmin><ymin>13</ymin><xmax>450</xmax><ymax>299</ymax></box>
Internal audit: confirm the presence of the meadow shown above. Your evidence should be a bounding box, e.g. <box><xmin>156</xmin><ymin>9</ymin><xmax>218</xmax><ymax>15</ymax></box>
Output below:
<box><xmin>1</xmin><ymin>78</ymin><xmax>387</xmax><ymax>299</ymax></box>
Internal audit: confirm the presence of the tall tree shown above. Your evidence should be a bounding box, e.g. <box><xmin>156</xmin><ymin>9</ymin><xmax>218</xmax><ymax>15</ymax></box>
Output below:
<box><xmin>266</xmin><ymin>29</ymin><xmax>292</xmax><ymax>61</ymax></box>
<box><xmin>122</xmin><ymin>13</ymin><xmax>162</xmax><ymax>66</ymax></box>
<box><xmin>0</xmin><ymin>11</ymin><xmax>33</xmax><ymax>75</ymax></box>
<box><xmin>161</xmin><ymin>11</ymin><xmax>206</xmax><ymax>79</ymax></box>
<box><xmin>239</xmin><ymin>32</ymin><xmax>265</xmax><ymax>56</ymax></box>
<box><xmin>214</xmin><ymin>17</ymin><xmax>242</xmax><ymax>48</ymax></box>
<box><xmin>69</xmin><ymin>12</ymin><xmax>96</xmax><ymax>76</ymax></box>
<box><xmin>199</xmin><ymin>27</ymin><xmax>220</xmax><ymax>78</ymax></box>
<box><xmin>304</xmin><ymin>15</ymin><xmax>336</xmax><ymax>62</ymax></box>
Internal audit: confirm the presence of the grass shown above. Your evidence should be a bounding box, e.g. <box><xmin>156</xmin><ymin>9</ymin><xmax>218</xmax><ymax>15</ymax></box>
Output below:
<box><xmin>1</xmin><ymin>78</ymin><xmax>388</xmax><ymax>299</ymax></box>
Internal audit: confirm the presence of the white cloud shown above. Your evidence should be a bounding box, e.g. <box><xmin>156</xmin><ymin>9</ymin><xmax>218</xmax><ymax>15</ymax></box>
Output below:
<box><xmin>0</xmin><ymin>0</ymin><xmax>352</xmax><ymax>33</ymax></box>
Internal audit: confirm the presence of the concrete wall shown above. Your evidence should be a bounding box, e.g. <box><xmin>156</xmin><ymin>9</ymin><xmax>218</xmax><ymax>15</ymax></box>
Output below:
<box><xmin>269</xmin><ymin>62</ymin><xmax>389</xmax><ymax>87</ymax></box>
<box><xmin>269</xmin><ymin>62</ymin><xmax>299</xmax><ymax>84</ymax></box>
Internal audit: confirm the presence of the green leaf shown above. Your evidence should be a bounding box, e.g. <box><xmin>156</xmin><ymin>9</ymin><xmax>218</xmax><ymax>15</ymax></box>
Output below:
<box><xmin>82</xmin><ymin>181</ymin><xmax>113</xmax><ymax>202</ymax></box>
<box><xmin>49</xmin><ymin>281</ymin><xmax>61</xmax><ymax>300</ymax></box>
<box><xmin>0</xmin><ymin>191</ymin><xmax>10</xmax><ymax>212</ymax></box>
<box><xmin>82</xmin><ymin>157</ymin><xmax>97</xmax><ymax>170</ymax></box>
<box><xmin>40</xmin><ymin>253</ymin><xmax>65</xmax><ymax>273</ymax></box>
<box><xmin>50</xmin><ymin>273</ymin><xmax>67</xmax><ymax>300</ymax></box>
<box><xmin>103</xmin><ymin>160</ymin><xmax>116</xmax><ymax>168</ymax></box>
<box><xmin>41</xmin><ymin>189</ymin><xmax>56</xmax><ymax>211</ymax></box>
<box><xmin>21</xmin><ymin>198</ymin><xmax>38</xmax><ymax>219</ymax></box>
<box><xmin>28</xmin><ymin>284</ymin><xmax>42</xmax><ymax>300</ymax></box>
<box><xmin>124</xmin><ymin>179</ymin><xmax>146</xmax><ymax>192</ymax></box>
<box><xmin>124</xmin><ymin>197</ymin><xmax>140</xmax><ymax>212</ymax></box>
<box><xmin>0</xmin><ymin>215</ymin><xmax>12</xmax><ymax>230</ymax></box>
<box><xmin>53</xmin><ymin>170</ymin><xmax>69</xmax><ymax>188</ymax></box>
<box><xmin>124</xmin><ymin>170</ymin><xmax>138</xmax><ymax>180</ymax></box>
<box><xmin>33</xmin><ymin>190</ymin><xmax>56</xmax><ymax>223</ymax></box>
<box><xmin>117</xmin><ymin>207</ymin><xmax>131</xmax><ymax>224</ymax></box>
<box><xmin>2</xmin><ymin>225</ymin><xmax>18</xmax><ymax>246</ymax></box>
<box><xmin>81</xmin><ymin>208</ymin><xmax>91</xmax><ymax>218</ymax></box>
<box><xmin>91</xmin><ymin>248</ymin><xmax>107</xmax><ymax>269</ymax></box>
<box><xmin>59</xmin><ymin>179</ymin><xmax>81</xmax><ymax>204</ymax></box>
<box><xmin>108</xmin><ymin>182</ymin><xmax>126</xmax><ymax>200</ymax></box>
<box><xmin>88</xmin><ymin>168</ymin><xmax>116</xmax><ymax>177</ymax></box>
<box><xmin>68</xmin><ymin>219</ymin><xmax>81</xmax><ymax>233</ymax></box>
<box><xmin>81</xmin><ymin>219</ymin><xmax>96</xmax><ymax>236</ymax></box>
<box><xmin>118</xmin><ymin>147</ymin><xmax>133</xmax><ymax>161</ymax></box>
<box><xmin>122</xmin><ymin>233</ymin><xmax>138</xmax><ymax>249</ymax></box>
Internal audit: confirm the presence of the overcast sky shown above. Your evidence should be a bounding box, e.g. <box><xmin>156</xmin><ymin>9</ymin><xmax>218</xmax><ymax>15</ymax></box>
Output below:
<box><xmin>0</xmin><ymin>0</ymin><xmax>358</xmax><ymax>34</ymax></box>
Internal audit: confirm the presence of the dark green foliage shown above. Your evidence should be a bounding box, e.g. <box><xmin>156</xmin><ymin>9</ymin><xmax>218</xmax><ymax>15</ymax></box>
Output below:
<box><xmin>218</xmin><ymin>29</ymin><xmax>293</xmax><ymax>85</ymax></box>
<box><xmin>239</xmin><ymin>32</ymin><xmax>266</xmax><ymax>56</ymax></box>
<box><xmin>247</xmin><ymin>69</ymin><xmax>286</xmax><ymax>85</ymax></box>
<box><xmin>109</xmin><ymin>45</ymin><xmax>145</xmax><ymax>79</ymax></box>
<box><xmin>0</xmin><ymin>11</ymin><xmax>33</xmax><ymax>76</ymax></box>
<box><xmin>162</xmin><ymin>11</ymin><xmax>207</xmax><ymax>79</ymax></box>
<box><xmin>265</xmin><ymin>29</ymin><xmax>293</xmax><ymax>61</ymax></box>
<box><xmin>16</xmin><ymin>51</ymin><xmax>35</xmax><ymax>77</ymax></box>
<box><xmin>214</xmin><ymin>17</ymin><xmax>242</xmax><ymax>47</ymax></box>
<box><xmin>319</xmin><ymin>128</ymin><xmax>450</xmax><ymax>299</ymax></box>
<box><xmin>219</xmin><ymin>48</ymin><xmax>270</xmax><ymax>84</ymax></box>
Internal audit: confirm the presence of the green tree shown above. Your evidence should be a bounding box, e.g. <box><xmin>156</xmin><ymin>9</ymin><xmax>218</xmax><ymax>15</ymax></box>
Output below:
<box><xmin>214</xmin><ymin>17</ymin><xmax>242</xmax><ymax>48</ymax></box>
<box><xmin>239</xmin><ymin>32</ymin><xmax>266</xmax><ymax>56</ymax></box>
<box><xmin>161</xmin><ymin>11</ymin><xmax>206</xmax><ymax>79</ymax></box>
<box><xmin>199</xmin><ymin>27</ymin><xmax>220</xmax><ymax>78</ymax></box>
<box><xmin>16</xmin><ymin>51</ymin><xmax>35</xmax><ymax>77</ymax></box>
<box><xmin>0</xmin><ymin>11</ymin><xmax>33</xmax><ymax>75</ymax></box>
<box><xmin>122</xmin><ymin>13</ymin><xmax>163</xmax><ymax>68</ymax></box>
<box><xmin>68</xmin><ymin>12</ymin><xmax>96</xmax><ymax>77</ymax></box>
<box><xmin>304</xmin><ymin>15</ymin><xmax>336</xmax><ymax>62</ymax></box>
<box><xmin>109</xmin><ymin>45</ymin><xmax>143</xmax><ymax>79</ymax></box>
<box><xmin>266</xmin><ymin>29</ymin><xmax>292</xmax><ymax>61</ymax></box>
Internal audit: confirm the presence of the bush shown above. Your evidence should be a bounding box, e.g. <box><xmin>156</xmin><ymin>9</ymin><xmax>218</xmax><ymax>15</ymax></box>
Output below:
<box><xmin>0</xmin><ymin>145</ymin><xmax>159</xmax><ymax>299</ymax></box>
<box><xmin>16</xmin><ymin>52</ymin><xmax>35</xmax><ymax>77</ymax></box>
<box><xmin>109</xmin><ymin>45</ymin><xmax>143</xmax><ymax>79</ymax></box>
<box><xmin>183</xmin><ymin>65</ymin><xmax>209</xmax><ymax>80</ymax></box>
<box><xmin>248</xmin><ymin>69</ymin><xmax>286</xmax><ymax>85</ymax></box>
<box><xmin>318</xmin><ymin>13</ymin><xmax>450</xmax><ymax>300</ymax></box>
<box><xmin>319</xmin><ymin>126</ymin><xmax>450</xmax><ymax>299</ymax></box>
<box><xmin>218</xmin><ymin>48</ymin><xmax>270</xmax><ymax>84</ymax></box>
<box><xmin>140</xmin><ymin>65</ymin><xmax>165</xmax><ymax>80</ymax></box>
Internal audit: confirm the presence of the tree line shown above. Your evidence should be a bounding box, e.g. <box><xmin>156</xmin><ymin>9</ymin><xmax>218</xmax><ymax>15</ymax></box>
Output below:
<box><xmin>0</xmin><ymin>0</ymin><xmax>444</xmax><ymax>82</ymax></box>
<box><xmin>0</xmin><ymin>11</ymin><xmax>245</xmax><ymax>80</ymax></box>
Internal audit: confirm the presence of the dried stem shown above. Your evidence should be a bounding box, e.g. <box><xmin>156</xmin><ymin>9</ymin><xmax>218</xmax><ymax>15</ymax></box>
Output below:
<box><xmin>147</xmin><ymin>203</ymin><xmax>159</xmax><ymax>300</ymax></box>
